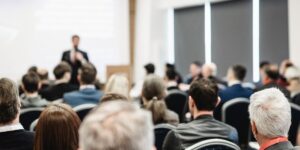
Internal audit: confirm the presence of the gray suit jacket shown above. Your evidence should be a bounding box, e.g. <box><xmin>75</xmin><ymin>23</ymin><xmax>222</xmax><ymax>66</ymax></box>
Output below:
<box><xmin>266</xmin><ymin>141</ymin><xmax>300</xmax><ymax>150</ymax></box>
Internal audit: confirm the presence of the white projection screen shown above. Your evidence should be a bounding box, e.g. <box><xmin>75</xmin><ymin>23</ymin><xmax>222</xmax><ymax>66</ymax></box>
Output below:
<box><xmin>0</xmin><ymin>0</ymin><xmax>129</xmax><ymax>81</ymax></box>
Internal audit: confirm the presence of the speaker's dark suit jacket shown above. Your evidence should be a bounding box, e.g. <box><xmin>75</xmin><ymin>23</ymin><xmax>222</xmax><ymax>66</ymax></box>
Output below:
<box><xmin>0</xmin><ymin>129</ymin><xmax>34</xmax><ymax>150</ymax></box>
<box><xmin>219</xmin><ymin>84</ymin><xmax>253</xmax><ymax>103</ymax></box>
<box><xmin>61</xmin><ymin>50</ymin><xmax>89</xmax><ymax>85</ymax></box>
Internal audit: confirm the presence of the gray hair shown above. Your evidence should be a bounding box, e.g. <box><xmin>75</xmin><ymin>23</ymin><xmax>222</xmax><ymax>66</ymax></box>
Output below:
<box><xmin>79</xmin><ymin>101</ymin><xmax>154</xmax><ymax>150</ymax></box>
<box><xmin>249</xmin><ymin>88</ymin><xmax>291</xmax><ymax>138</ymax></box>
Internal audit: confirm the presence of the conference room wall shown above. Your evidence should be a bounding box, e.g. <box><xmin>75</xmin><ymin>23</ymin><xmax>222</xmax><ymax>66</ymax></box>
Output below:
<box><xmin>289</xmin><ymin>0</ymin><xmax>300</xmax><ymax>67</ymax></box>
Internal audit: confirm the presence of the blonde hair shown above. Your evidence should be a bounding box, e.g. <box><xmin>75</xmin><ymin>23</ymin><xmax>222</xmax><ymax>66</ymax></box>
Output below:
<box><xmin>105</xmin><ymin>74</ymin><xmax>129</xmax><ymax>98</ymax></box>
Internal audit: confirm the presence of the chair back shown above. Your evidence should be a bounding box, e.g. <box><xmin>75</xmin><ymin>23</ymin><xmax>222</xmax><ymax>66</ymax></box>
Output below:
<box><xmin>165</xmin><ymin>89</ymin><xmax>188</xmax><ymax>122</ymax></box>
<box><xmin>29</xmin><ymin>119</ymin><xmax>39</xmax><ymax>132</ymax></box>
<box><xmin>289</xmin><ymin>103</ymin><xmax>300</xmax><ymax>145</ymax></box>
<box><xmin>20</xmin><ymin>107</ymin><xmax>44</xmax><ymax>130</ymax></box>
<box><xmin>73</xmin><ymin>103</ymin><xmax>97</xmax><ymax>121</ymax></box>
<box><xmin>154</xmin><ymin>123</ymin><xmax>175</xmax><ymax>150</ymax></box>
<box><xmin>222</xmin><ymin>98</ymin><xmax>250</xmax><ymax>149</ymax></box>
<box><xmin>185</xmin><ymin>138</ymin><xmax>241</xmax><ymax>150</ymax></box>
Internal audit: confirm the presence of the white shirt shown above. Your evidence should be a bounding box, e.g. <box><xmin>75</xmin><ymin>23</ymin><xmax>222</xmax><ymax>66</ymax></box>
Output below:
<box><xmin>0</xmin><ymin>123</ymin><xmax>24</xmax><ymax>133</ymax></box>
<box><xmin>80</xmin><ymin>84</ymin><xmax>96</xmax><ymax>90</ymax></box>
<box><xmin>228</xmin><ymin>80</ymin><xmax>241</xmax><ymax>87</ymax></box>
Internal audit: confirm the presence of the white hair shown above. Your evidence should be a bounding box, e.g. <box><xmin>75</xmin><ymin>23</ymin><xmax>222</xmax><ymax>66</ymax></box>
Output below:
<box><xmin>285</xmin><ymin>66</ymin><xmax>300</xmax><ymax>80</ymax></box>
<box><xmin>105</xmin><ymin>74</ymin><xmax>129</xmax><ymax>98</ymax></box>
<box><xmin>249</xmin><ymin>88</ymin><xmax>291</xmax><ymax>138</ymax></box>
<box><xmin>79</xmin><ymin>101</ymin><xmax>154</xmax><ymax>150</ymax></box>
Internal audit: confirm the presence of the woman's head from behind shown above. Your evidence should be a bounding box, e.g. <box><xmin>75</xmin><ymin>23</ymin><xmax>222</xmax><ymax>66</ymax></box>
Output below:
<box><xmin>105</xmin><ymin>74</ymin><xmax>129</xmax><ymax>98</ymax></box>
<box><xmin>142</xmin><ymin>75</ymin><xmax>168</xmax><ymax>125</ymax></box>
<box><xmin>34</xmin><ymin>103</ymin><xmax>81</xmax><ymax>150</ymax></box>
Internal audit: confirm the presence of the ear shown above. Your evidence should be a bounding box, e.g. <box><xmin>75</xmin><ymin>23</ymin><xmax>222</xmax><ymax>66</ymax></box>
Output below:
<box><xmin>251</xmin><ymin>121</ymin><xmax>258</xmax><ymax>139</ymax></box>
<box><xmin>188</xmin><ymin>96</ymin><xmax>194</xmax><ymax>110</ymax></box>
<box><xmin>77</xmin><ymin>75</ymin><xmax>81</xmax><ymax>83</ymax></box>
<box><xmin>215</xmin><ymin>97</ymin><xmax>221</xmax><ymax>107</ymax></box>
<box><xmin>38</xmin><ymin>82</ymin><xmax>42</xmax><ymax>90</ymax></box>
<box><xmin>21</xmin><ymin>84</ymin><xmax>26</xmax><ymax>92</ymax></box>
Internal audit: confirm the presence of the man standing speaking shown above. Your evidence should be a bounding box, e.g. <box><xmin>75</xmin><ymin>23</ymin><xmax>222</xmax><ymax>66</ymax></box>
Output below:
<box><xmin>61</xmin><ymin>35</ymin><xmax>89</xmax><ymax>86</ymax></box>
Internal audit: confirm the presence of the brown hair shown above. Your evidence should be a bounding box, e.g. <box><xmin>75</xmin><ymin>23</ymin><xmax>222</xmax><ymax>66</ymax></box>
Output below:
<box><xmin>142</xmin><ymin>75</ymin><xmax>168</xmax><ymax>124</ymax></box>
<box><xmin>53</xmin><ymin>61</ymin><xmax>72</xmax><ymax>79</ymax></box>
<box><xmin>100</xmin><ymin>93</ymin><xmax>128</xmax><ymax>104</ymax></box>
<box><xmin>0</xmin><ymin>78</ymin><xmax>19</xmax><ymax>124</ymax></box>
<box><xmin>22</xmin><ymin>72</ymin><xmax>40</xmax><ymax>93</ymax></box>
<box><xmin>79</xmin><ymin>63</ymin><xmax>97</xmax><ymax>84</ymax></box>
<box><xmin>34</xmin><ymin>103</ymin><xmax>81</xmax><ymax>150</ymax></box>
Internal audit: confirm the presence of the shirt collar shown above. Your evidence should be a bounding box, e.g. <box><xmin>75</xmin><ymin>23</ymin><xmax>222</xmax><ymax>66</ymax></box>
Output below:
<box><xmin>228</xmin><ymin>80</ymin><xmax>241</xmax><ymax>87</ymax></box>
<box><xmin>0</xmin><ymin>123</ymin><xmax>24</xmax><ymax>133</ymax></box>
<box><xmin>259</xmin><ymin>137</ymin><xmax>289</xmax><ymax>150</ymax></box>
<box><xmin>80</xmin><ymin>85</ymin><xmax>96</xmax><ymax>90</ymax></box>
<box><xmin>167</xmin><ymin>81</ymin><xmax>178</xmax><ymax>88</ymax></box>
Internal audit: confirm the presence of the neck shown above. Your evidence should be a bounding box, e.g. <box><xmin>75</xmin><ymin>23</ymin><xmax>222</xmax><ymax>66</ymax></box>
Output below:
<box><xmin>228</xmin><ymin>79</ymin><xmax>241</xmax><ymax>86</ymax></box>
<box><xmin>0</xmin><ymin>116</ymin><xmax>19</xmax><ymax>127</ymax></box>
<box><xmin>257</xmin><ymin>135</ymin><xmax>287</xmax><ymax>147</ymax></box>
<box><xmin>193</xmin><ymin>110</ymin><xmax>213</xmax><ymax>119</ymax></box>
<box><xmin>25</xmin><ymin>92</ymin><xmax>38</xmax><ymax>97</ymax></box>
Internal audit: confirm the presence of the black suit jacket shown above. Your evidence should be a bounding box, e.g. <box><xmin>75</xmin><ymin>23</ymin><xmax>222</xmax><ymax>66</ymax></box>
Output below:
<box><xmin>40</xmin><ymin>83</ymin><xmax>78</xmax><ymax>101</ymax></box>
<box><xmin>61</xmin><ymin>50</ymin><xmax>89</xmax><ymax>85</ymax></box>
<box><xmin>0</xmin><ymin>130</ymin><xmax>34</xmax><ymax>150</ymax></box>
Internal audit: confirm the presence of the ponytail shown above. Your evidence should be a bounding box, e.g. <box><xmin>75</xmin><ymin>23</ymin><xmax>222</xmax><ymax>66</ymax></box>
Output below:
<box><xmin>145</xmin><ymin>97</ymin><xmax>168</xmax><ymax>124</ymax></box>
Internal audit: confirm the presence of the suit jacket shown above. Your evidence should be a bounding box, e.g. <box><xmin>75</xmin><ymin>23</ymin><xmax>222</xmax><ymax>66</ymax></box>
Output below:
<box><xmin>63</xmin><ymin>88</ymin><xmax>103</xmax><ymax>107</ymax></box>
<box><xmin>219</xmin><ymin>84</ymin><xmax>253</xmax><ymax>103</ymax></box>
<box><xmin>0</xmin><ymin>129</ymin><xmax>34</xmax><ymax>150</ymax></box>
<box><xmin>266</xmin><ymin>141</ymin><xmax>299</xmax><ymax>150</ymax></box>
<box><xmin>20</xmin><ymin>94</ymin><xmax>49</xmax><ymax>108</ymax></box>
<box><xmin>255</xmin><ymin>82</ymin><xmax>291</xmax><ymax>99</ymax></box>
<box><xmin>40</xmin><ymin>83</ymin><xmax>78</xmax><ymax>101</ymax></box>
<box><xmin>61</xmin><ymin>50</ymin><xmax>89</xmax><ymax>85</ymax></box>
<box><xmin>292</xmin><ymin>93</ymin><xmax>300</xmax><ymax>106</ymax></box>
<box><xmin>162</xmin><ymin>115</ymin><xmax>238</xmax><ymax>150</ymax></box>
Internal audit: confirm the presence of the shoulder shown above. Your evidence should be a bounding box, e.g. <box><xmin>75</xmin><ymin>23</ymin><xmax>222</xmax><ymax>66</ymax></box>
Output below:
<box><xmin>64</xmin><ymin>91</ymin><xmax>80</xmax><ymax>99</ymax></box>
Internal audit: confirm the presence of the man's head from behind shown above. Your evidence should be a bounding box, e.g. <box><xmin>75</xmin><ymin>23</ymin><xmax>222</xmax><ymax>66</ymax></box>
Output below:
<box><xmin>189</xmin><ymin>79</ymin><xmax>219</xmax><ymax>117</ymax></box>
<box><xmin>78</xmin><ymin>63</ymin><xmax>97</xmax><ymax>85</ymax></box>
<box><xmin>0</xmin><ymin>78</ymin><xmax>20</xmax><ymax>125</ymax></box>
<box><xmin>249</xmin><ymin>88</ymin><xmax>291</xmax><ymax>144</ymax></box>
<box><xmin>79</xmin><ymin>101</ymin><xmax>154</xmax><ymax>150</ymax></box>
<box><xmin>54</xmin><ymin>61</ymin><xmax>72</xmax><ymax>81</ymax></box>
<box><xmin>22</xmin><ymin>72</ymin><xmax>41</xmax><ymax>94</ymax></box>
<box><xmin>190</xmin><ymin>61</ymin><xmax>202</xmax><ymax>78</ymax></box>
<box><xmin>263</xmin><ymin>64</ymin><xmax>280</xmax><ymax>85</ymax></box>
<box><xmin>227</xmin><ymin>65</ymin><xmax>247</xmax><ymax>82</ymax></box>
<box><xmin>144</xmin><ymin>63</ymin><xmax>155</xmax><ymax>75</ymax></box>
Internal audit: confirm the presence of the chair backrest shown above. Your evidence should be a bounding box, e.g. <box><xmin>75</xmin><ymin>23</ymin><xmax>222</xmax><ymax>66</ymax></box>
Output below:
<box><xmin>29</xmin><ymin>119</ymin><xmax>39</xmax><ymax>132</ymax></box>
<box><xmin>289</xmin><ymin>103</ymin><xmax>300</xmax><ymax>145</ymax></box>
<box><xmin>165</xmin><ymin>89</ymin><xmax>188</xmax><ymax>123</ymax></box>
<box><xmin>154</xmin><ymin>123</ymin><xmax>175</xmax><ymax>150</ymax></box>
<box><xmin>222</xmin><ymin>98</ymin><xmax>250</xmax><ymax>149</ymax></box>
<box><xmin>20</xmin><ymin>107</ymin><xmax>44</xmax><ymax>130</ymax></box>
<box><xmin>185</xmin><ymin>139</ymin><xmax>241</xmax><ymax>150</ymax></box>
<box><xmin>73</xmin><ymin>103</ymin><xmax>97</xmax><ymax>121</ymax></box>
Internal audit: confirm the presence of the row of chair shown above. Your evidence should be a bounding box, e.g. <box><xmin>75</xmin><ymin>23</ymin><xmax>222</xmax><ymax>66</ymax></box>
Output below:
<box><xmin>20</xmin><ymin>103</ymin><xmax>97</xmax><ymax>131</ymax></box>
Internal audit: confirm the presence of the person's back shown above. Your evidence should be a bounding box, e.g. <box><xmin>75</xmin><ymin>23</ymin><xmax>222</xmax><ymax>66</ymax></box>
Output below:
<box><xmin>163</xmin><ymin>79</ymin><xmax>238</xmax><ymax>150</ymax></box>
<box><xmin>63</xmin><ymin>63</ymin><xmax>103</xmax><ymax>107</ymax></box>
<box><xmin>0</xmin><ymin>78</ymin><xmax>34</xmax><ymax>150</ymax></box>
<box><xmin>219</xmin><ymin>65</ymin><xmax>253</xmax><ymax>102</ymax></box>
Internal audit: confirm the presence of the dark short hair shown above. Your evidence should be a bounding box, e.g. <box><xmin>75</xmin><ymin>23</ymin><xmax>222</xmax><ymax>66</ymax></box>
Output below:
<box><xmin>192</xmin><ymin>61</ymin><xmax>202</xmax><ymax>67</ymax></box>
<box><xmin>22</xmin><ymin>72</ymin><xmax>40</xmax><ymax>93</ymax></box>
<box><xmin>38</xmin><ymin>71</ymin><xmax>49</xmax><ymax>80</ymax></box>
<box><xmin>144</xmin><ymin>63</ymin><xmax>155</xmax><ymax>74</ymax></box>
<box><xmin>166</xmin><ymin>63</ymin><xmax>175</xmax><ymax>70</ymax></box>
<box><xmin>166</xmin><ymin>69</ymin><xmax>177</xmax><ymax>81</ymax></box>
<box><xmin>72</xmin><ymin>35</ymin><xmax>80</xmax><ymax>40</ymax></box>
<box><xmin>0</xmin><ymin>78</ymin><xmax>19</xmax><ymax>124</ymax></box>
<box><xmin>265</xmin><ymin>66</ymin><xmax>280</xmax><ymax>80</ymax></box>
<box><xmin>259</xmin><ymin>61</ymin><xmax>270</xmax><ymax>69</ymax></box>
<box><xmin>189</xmin><ymin>79</ymin><xmax>219</xmax><ymax>111</ymax></box>
<box><xmin>100</xmin><ymin>93</ymin><xmax>128</xmax><ymax>104</ymax></box>
<box><xmin>232</xmin><ymin>65</ymin><xmax>247</xmax><ymax>81</ymax></box>
<box><xmin>54</xmin><ymin>62</ymin><xmax>72</xmax><ymax>79</ymax></box>
<box><xmin>28</xmin><ymin>66</ymin><xmax>38</xmax><ymax>73</ymax></box>
<box><xmin>79</xmin><ymin>63</ymin><xmax>97</xmax><ymax>84</ymax></box>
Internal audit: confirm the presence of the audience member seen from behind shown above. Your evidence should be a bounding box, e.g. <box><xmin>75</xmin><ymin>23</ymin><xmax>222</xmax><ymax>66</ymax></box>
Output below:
<box><xmin>79</xmin><ymin>101</ymin><xmax>155</xmax><ymax>150</ymax></box>
<box><xmin>163</xmin><ymin>79</ymin><xmax>238</xmax><ymax>150</ymax></box>
<box><xmin>165</xmin><ymin>69</ymin><xmax>180</xmax><ymax>91</ymax></box>
<box><xmin>105</xmin><ymin>74</ymin><xmax>129</xmax><ymax>98</ymax></box>
<box><xmin>219</xmin><ymin>65</ymin><xmax>253</xmax><ymax>103</ymax></box>
<box><xmin>64</xmin><ymin>63</ymin><xmax>103</xmax><ymax>107</ymax></box>
<box><xmin>285</xmin><ymin>66</ymin><xmax>300</xmax><ymax>106</ymax></box>
<box><xmin>0</xmin><ymin>78</ymin><xmax>34</xmax><ymax>150</ymax></box>
<box><xmin>40</xmin><ymin>62</ymin><xmax>78</xmax><ymax>101</ymax></box>
<box><xmin>249</xmin><ymin>88</ymin><xmax>297</xmax><ymax>150</ymax></box>
<box><xmin>142</xmin><ymin>75</ymin><xmax>179</xmax><ymax>126</ymax></box>
<box><xmin>37</xmin><ymin>68</ymin><xmax>52</xmax><ymax>90</ymax></box>
<box><xmin>34</xmin><ymin>103</ymin><xmax>81</xmax><ymax>150</ymax></box>
<box><xmin>256</xmin><ymin>61</ymin><xmax>270</xmax><ymax>88</ymax></box>
<box><xmin>278</xmin><ymin>59</ymin><xmax>294</xmax><ymax>87</ymax></box>
<box><xmin>165</xmin><ymin>63</ymin><xmax>182</xmax><ymax>84</ymax></box>
<box><xmin>99</xmin><ymin>93</ymin><xmax>129</xmax><ymax>104</ymax></box>
<box><xmin>256</xmin><ymin>64</ymin><xmax>290</xmax><ymax>99</ymax></box>
<box><xmin>202</xmin><ymin>62</ymin><xmax>226</xmax><ymax>86</ymax></box>
<box><xmin>20</xmin><ymin>72</ymin><xmax>49</xmax><ymax>108</ymax></box>
<box><xmin>130</xmin><ymin>63</ymin><xmax>156</xmax><ymax>98</ymax></box>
